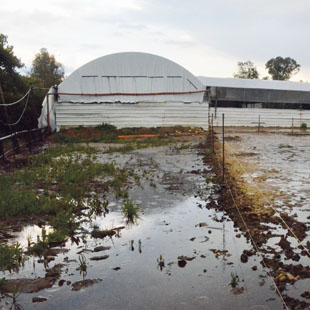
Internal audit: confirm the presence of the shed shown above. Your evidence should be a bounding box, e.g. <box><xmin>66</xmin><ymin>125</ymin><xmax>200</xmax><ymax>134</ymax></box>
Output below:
<box><xmin>39</xmin><ymin>52</ymin><xmax>207</xmax><ymax>131</ymax></box>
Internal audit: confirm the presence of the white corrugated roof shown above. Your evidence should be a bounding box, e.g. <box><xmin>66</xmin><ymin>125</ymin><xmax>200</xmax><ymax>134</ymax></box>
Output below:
<box><xmin>58</xmin><ymin>52</ymin><xmax>205</xmax><ymax>103</ymax></box>
<box><xmin>198</xmin><ymin>76</ymin><xmax>310</xmax><ymax>92</ymax></box>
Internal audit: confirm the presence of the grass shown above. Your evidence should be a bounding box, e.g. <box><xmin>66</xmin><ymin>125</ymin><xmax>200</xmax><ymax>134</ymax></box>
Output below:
<box><xmin>230</xmin><ymin>272</ymin><xmax>240</xmax><ymax>288</ymax></box>
<box><xmin>52</xmin><ymin>124</ymin><xmax>204</xmax><ymax>144</ymax></box>
<box><xmin>0</xmin><ymin>242</ymin><xmax>24</xmax><ymax>272</ymax></box>
<box><xmin>122</xmin><ymin>200</ymin><xmax>139</xmax><ymax>223</ymax></box>
<box><xmin>205</xmin><ymin>148</ymin><xmax>212</xmax><ymax>156</ymax></box>
<box><xmin>0</xmin><ymin>145</ymin><xmax>133</xmax><ymax>218</ymax></box>
<box><xmin>157</xmin><ymin>255</ymin><xmax>165</xmax><ymax>271</ymax></box>
<box><xmin>76</xmin><ymin>254</ymin><xmax>87</xmax><ymax>273</ymax></box>
<box><xmin>0</xmin><ymin>143</ymin><xmax>138</xmax><ymax>264</ymax></box>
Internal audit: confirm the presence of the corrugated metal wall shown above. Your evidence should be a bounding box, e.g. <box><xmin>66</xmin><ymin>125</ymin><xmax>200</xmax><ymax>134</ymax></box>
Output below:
<box><xmin>210</xmin><ymin>107</ymin><xmax>310</xmax><ymax>127</ymax></box>
<box><xmin>55</xmin><ymin>102</ymin><xmax>209</xmax><ymax>129</ymax></box>
<box><xmin>55</xmin><ymin>103</ymin><xmax>310</xmax><ymax>130</ymax></box>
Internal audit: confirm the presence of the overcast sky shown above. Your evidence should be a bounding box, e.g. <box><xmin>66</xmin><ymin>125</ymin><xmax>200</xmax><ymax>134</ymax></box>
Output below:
<box><xmin>1</xmin><ymin>0</ymin><xmax>310</xmax><ymax>81</ymax></box>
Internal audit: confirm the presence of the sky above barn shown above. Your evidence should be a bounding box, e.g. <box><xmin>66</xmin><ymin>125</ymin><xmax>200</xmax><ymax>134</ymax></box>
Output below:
<box><xmin>1</xmin><ymin>0</ymin><xmax>310</xmax><ymax>82</ymax></box>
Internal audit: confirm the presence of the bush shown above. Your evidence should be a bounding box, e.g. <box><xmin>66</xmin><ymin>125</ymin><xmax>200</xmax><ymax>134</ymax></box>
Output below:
<box><xmin>300</xmin><ymin>122</ymin><xmax>307</xmax><ymax>130</ymax></box>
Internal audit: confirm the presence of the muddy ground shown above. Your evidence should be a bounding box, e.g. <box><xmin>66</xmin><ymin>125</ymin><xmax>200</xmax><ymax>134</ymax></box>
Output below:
<box><xmin>0</xmin><ymin>130</ymin><xmax>309</xmax><ymax>309</ymax></box>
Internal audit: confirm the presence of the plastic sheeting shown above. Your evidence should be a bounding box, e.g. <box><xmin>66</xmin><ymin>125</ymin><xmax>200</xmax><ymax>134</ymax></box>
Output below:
<box><xmin>38</xmin><ymin>87</ymin><xmax>56</xmax><ymax>131</ymax></box>
<box><xmin>57</xmin><ymin>52</ymin><xmax>205</xmax><ymax>103</ymax></box>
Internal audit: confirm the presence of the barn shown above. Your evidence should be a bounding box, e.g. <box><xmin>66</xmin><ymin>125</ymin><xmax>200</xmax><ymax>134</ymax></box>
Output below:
<box><xmin>38</xmin><ymin>52</ymin><xmax>207</xmax><ymax>131</ymax></box>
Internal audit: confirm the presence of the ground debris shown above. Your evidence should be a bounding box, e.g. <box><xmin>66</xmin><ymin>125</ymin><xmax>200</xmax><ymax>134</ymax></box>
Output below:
<box><xmin>32</xmin><ymin>296</ymin><xmax>47</xmax><ymax>303</ymax></box>
<box><xmin>94</xmin><ymin>246</ymin><xmax>111</xmax><ymax>252</ymax></box>
<box><xmin>210</xmin><ymin>249</ymin><xmax>231</xmax><ymax>258</ymax></box>
<box><xmin>71</xmin><ymin>279</ymin><xmax>102</xmax><ymax>291</ymax></box>
<box><xmin>90</xmin><ymin>255</ymin><xmax>109</xmax><ymax>261</ymax></box>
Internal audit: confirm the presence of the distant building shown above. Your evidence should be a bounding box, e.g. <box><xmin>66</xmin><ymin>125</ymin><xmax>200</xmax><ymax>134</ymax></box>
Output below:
<box><xmin>198</xmin><ymin>77</ymin><xmax>310</xmax><ymax>109</ymax></box>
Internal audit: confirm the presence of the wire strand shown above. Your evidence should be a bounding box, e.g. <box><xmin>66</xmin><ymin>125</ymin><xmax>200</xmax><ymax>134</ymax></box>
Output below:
<box><xmin>0</xmin><ymin>88</ymin><xmax>32</xmax><ymax>126</ymax></box>
<box><xmin>0</xmin><ymin>87</ymin><xmax>32</xmax><ymax>106</ymax></box>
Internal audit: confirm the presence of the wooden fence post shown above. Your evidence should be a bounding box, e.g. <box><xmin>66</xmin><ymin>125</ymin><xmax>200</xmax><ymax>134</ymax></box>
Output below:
<box><xmin>0</xmin><ymin>139</ymin><xmax>4</xmax><ymax>159</ymax></box>
<box><xmin>12</xmin><ymin>133</ymin><xmax>20</xmax><ymax>154</ymax></box>
<box><xmin>27</xmin><ymin>130</ymin><xmax>32</xmax><ymax>152</ymax></box>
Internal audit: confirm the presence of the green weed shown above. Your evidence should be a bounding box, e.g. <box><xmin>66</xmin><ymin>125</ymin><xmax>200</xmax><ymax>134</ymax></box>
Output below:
<box><xmin>88</xmin><ymin>197</ymin><xmax>109</xmax><ymax>218</ymax></box>
<box><xmin>50</xmin><ymin>210</ymin><xmax>79</xmax><ymax>235</ymax></box>
<box><xmin>76</xmin><ymin>254</ymin><xmax>87</xmax><ymax>273</ymax></box>
<box><xmin>157</xmin><ymin>255</ymin><xmax>165</xmax><ymax>271</ymax></box>
<box><xmin>122</xmin><ymin>200</ymin><xmax>139</xmax><ymax>223</ymax></box>
<box><xmin>230</xmin><ymin>272</ymin><xmax>240</xmax><ymax>288</ymax></box>
<box><xmin>0</xmin><ymin>242</ymin><xmax>24</xmax><ymax>272</ymax></box>
<box><xmin>205</xmin><ymin>148</ymin><xmax>212</xmax><ymax>156</ymax></box>
<box><xmin>300</xmin><ymin>122</ymin><xmax>307</xmax><ymax>130</ymax></box>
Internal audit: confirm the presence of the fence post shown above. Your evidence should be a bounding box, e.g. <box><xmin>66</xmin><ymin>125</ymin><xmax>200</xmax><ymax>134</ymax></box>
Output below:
<box><xmin>258</xmin><ymin>114</ymin><xmax>261</xmax><ymax>132</ymax></box>
<box><xmin>38</xmin><ymin>129</ymin><xmax>43</xmax><ymax>142</ymax></box>
<box><xmin>12</xmin><ymin>133</ymin><xmax>20</xmax><ymax>154</ymax></box>
<box><xmin>222</xmin><ymin>113</ymin><xmax>225</xmax><ymax>181</ymax></box>
<box><xmin>0</xmin><ymin>83</ymin><xmax>13</xmax><ymax>136</ymax></box>
<box><xmin>0</xmin><ymin>139</ymin><xmax>4</xmax><ymax>160</ymax></box>
<box><xmin>291</xmin><ymin>117</ymin><xmax>294</xmax><ymax>133</ymax></box>
<box><xmin>211</xmin><ymin>113</ymin><xmax>214</xmax><ymax>151</ymax></box>
<box><xmin>208</xmin><ymin>110</ymin><xmax>210</xmax><ymax>132</ymax></box>
<box><xmin>27</xmin><ymin>130</ymin><xmax>32</xmax><ymax>152</ymax></box>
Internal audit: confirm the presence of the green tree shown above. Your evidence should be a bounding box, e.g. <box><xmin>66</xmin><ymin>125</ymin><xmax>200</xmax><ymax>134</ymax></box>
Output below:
<box><xmin>0</xmin><ymin>33</ymin><xmax>24</xmax><ymax>93</ymax></box>
<box><xmin>265</xmin><ymin>57</ymin><xmax>300</xmax><ymax>81</ymax></box>
<box><xmin>31</xmin><ymin>48</ymin><xmax>64</xmax><ymax>88</ymax></box>
<box><xmin>233</xmin><ymin>61</ymin><xmax>259</xmax><ymax>79</ymax></box>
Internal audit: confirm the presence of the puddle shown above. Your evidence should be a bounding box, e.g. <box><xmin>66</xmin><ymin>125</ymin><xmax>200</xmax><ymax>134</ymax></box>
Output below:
<box><xmin>0</xmin><ymin>137</ymin><xmax>296</xmax><ymax>309</ymax></box>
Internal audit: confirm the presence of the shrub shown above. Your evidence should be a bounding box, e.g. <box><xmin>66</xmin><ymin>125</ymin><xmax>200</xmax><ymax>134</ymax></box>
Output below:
<box><xmin>300</xmin><ymin>122</ymin><xmax>307</xmax><ymax>130</ymax></box>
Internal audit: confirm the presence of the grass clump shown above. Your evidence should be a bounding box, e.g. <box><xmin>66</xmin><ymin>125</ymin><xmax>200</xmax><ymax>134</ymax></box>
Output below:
<box><xmin>122</xmin><ymin>200</ymin><xmax>139</xmax><ymax>223</ymax></box>
<box><xmin>157</xmin><ymin>255</ymin><xmax>165</xmax><ymax>271</ymax></box>
<box><xmin>205</xmin><ymin>148</ymin><xmax>212</xmax><ymax>156</ymax></box>
<box><xmin>0</xmin><ymin>242</ymin><xmax>24</xmax><ymax>272</ymax></box>
<box><xmin>76</xmin><ymin>254</ymin><xmax>87</xmax><ymax>273</ymax></box>
<box><xmin>230</xmin><ymin>272</ymin><xmax>240</xmax><ymax>288</ymax></box>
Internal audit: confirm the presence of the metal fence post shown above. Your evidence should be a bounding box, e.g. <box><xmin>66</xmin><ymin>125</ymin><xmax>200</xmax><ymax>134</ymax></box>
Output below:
<box><xmin>211</xmin><ymin>113</ymin><xmax>214</xmax><ymax>151</ymax></box>
<box><xmin>222</xmin><ymin>113</ymin><xmax>225</xmax><ymax>181</ymax></box>
<box><xmin>258</xmin><ymin>114</ymin><xmax>261</xmax><ymax>132</ymax></box>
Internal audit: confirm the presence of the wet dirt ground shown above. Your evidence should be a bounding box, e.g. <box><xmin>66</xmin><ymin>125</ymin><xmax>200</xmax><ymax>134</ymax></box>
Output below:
<box><xmin>0</xmin><ymin>134</ymin><xmax>306</xmax><ymax>309</ymax></box>
<box><xmin>222</xmin><ymin>130</ymin><xmax>310</xmax><ymax>309</ymax></box>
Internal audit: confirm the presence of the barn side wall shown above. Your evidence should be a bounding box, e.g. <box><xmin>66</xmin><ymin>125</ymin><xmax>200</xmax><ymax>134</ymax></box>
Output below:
<box><xmin>55</xmin><ymin>102</ymin><xmax>209</xmax><ymax>130</ymax></box>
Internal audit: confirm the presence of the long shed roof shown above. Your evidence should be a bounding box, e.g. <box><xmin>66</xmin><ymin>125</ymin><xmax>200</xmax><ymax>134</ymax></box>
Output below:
<box><xmin>198</xmin><ymin>76</ymin><xmax>310</xmax><ymax>92</ymax></box>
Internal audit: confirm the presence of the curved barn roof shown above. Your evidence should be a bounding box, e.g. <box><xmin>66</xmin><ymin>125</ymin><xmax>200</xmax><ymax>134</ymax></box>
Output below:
<box><xmin>58</xmin><ymin>52</ymin><xmax>205</xmax><ymax>103</ymax></box>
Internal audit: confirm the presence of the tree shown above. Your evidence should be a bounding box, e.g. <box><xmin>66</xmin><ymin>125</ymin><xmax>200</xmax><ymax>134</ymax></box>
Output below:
<box><xmin>31</xmin><ymin>48</ymin><xmax>64</xmax><ymax>88</ymax></box>
<box><xmin>265</xmin><ymin>57</ymin><xmax>300</xmax><ymax>81</ymax></box>
<box><xmin>0</xmin><ymin>34</ymin><xmax>24</xmax><ymax>93</ymax></box>
<box><xmin>233</xmin><ymin>61</ymin><xmax>259</xmax><ymax>79</ymax></box>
